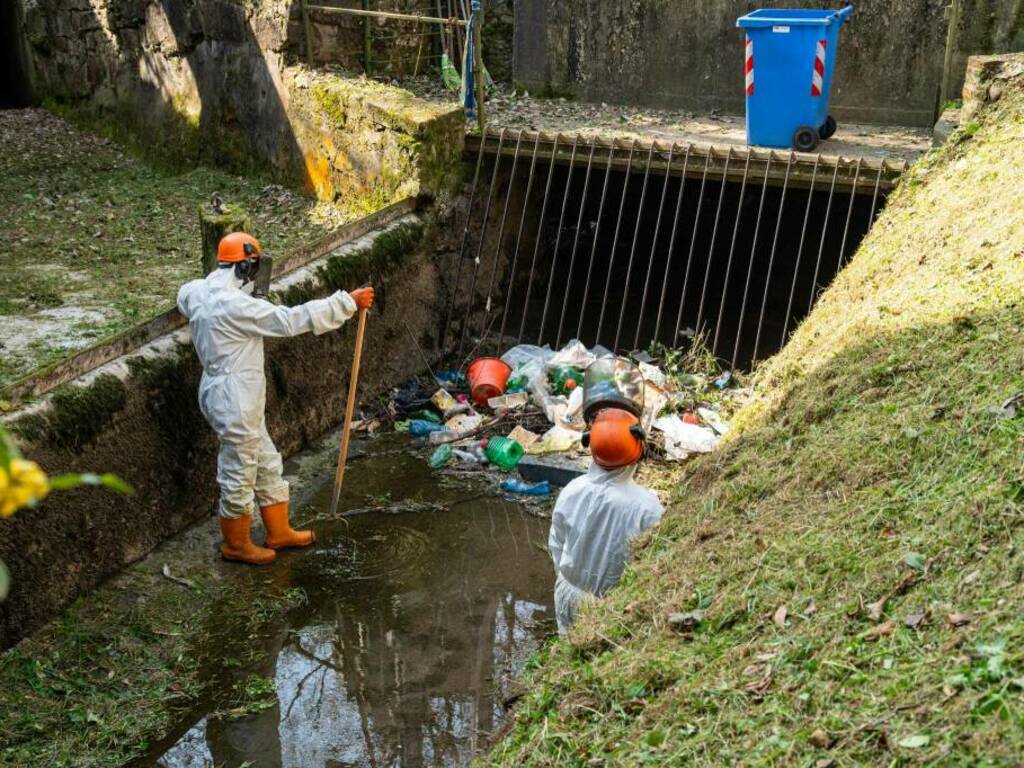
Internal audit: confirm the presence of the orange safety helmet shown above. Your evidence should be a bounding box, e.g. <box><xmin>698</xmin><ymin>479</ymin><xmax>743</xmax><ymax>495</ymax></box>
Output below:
<box><xmin>217</xmin><ymin>232</ymin><xmax>261</xmax><ymax>263</ymax></box>
<box><xmin>584</xmin><ymin>408</ymin><xmax>645</xmax><ymax>469</ymax></box>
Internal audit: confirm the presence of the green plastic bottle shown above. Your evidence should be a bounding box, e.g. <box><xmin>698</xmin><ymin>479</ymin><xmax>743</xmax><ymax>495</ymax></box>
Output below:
<box><xmin>549</xmin><ymin>366</ymin><xmax>584</xmax><ymax>396</ymax></box>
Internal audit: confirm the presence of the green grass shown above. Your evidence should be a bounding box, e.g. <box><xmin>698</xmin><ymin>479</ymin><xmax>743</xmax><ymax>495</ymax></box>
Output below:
<box><xmin>0</xmin><ymin>108</ymin><xmax>354</xmax><ymax>392</ymax></box>
<box><xmin>485</xmin><ymin>78</ymin><xmax>1024</xmax><ymax>766</ymax></box>
<box><xmin>0</xmin><ymin>558</ymin><xmax>304</xmax><ymax>767</ymax></box>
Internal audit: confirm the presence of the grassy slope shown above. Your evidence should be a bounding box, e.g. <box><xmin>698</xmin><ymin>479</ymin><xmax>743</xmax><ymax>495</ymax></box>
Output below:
<box><xmin>0</xmin><ymin>109</ymin><xmax>351</xmax><ymax>391</ymax></box>
<box><xmin>488</xmin><ymin>87</ymin><xmax>1024</xmax><ymax>765</ymax></box>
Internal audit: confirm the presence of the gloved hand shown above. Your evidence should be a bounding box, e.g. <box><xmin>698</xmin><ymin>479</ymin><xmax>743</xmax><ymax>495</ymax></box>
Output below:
<box><xmin>350</xmin><ymin>286</ymin><xmax>374</xmax><ymax>310</ymax></box>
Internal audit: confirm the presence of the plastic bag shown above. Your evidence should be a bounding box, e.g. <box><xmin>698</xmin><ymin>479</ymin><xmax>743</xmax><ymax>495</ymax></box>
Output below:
<box><xmin>500</xmin><ymin>344</ymin><xmax>553</xmax><ymax>370</ymax></box>
<box><xmin>527</xmin><ymin>424</ymin><xmax>583</xmax><ymax>455</ymax></box>
<box><xmin>653</xmin><ymin>415</ymin><xmax>720</xmax><ymax>460</ymax></box>
<box><xmin>548</xmin><ymin>339</ymin><xmax>595</xmax><ymax>369</ymax></box>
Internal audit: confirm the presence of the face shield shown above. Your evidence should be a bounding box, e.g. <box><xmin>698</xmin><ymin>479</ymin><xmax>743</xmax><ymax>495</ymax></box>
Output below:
<box><xmin>581</xmin><ymin>357</ymin><xmax>646</xmax><ymax>424</ymax></box>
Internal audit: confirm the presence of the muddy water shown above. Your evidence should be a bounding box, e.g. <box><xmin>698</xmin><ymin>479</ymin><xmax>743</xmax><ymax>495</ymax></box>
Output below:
<box><xmin>153</xmin><ymin>441</ymin><xmax>555</xmax><ymax>768</ymax></box>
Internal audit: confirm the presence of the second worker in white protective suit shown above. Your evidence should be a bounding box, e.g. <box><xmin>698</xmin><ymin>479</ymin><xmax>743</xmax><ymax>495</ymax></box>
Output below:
<box><xmin>178</xmin><ymin>231</ymin><xmax>374</xmax><ymax>565</ymax></box>
<box><xmin>548</xmin><ymin>408</ymin><xmax>663</xmax><ymax>633</ymax></box>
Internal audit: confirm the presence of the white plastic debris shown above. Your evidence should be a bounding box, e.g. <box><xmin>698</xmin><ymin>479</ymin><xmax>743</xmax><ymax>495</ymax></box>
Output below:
<box><xmin>697</xmin><ymin>406</ymin><xmax>730</xmax><ymax>436</ymax></box>
<box><xmin>653</xmin><ymin>415</ymin><xmax>721</xmax><ymax>460</ymax></box>
<box><xmin>527</xmin><ymin>424</ymin><xmax>582</xmax><ymax>455</ymax></box>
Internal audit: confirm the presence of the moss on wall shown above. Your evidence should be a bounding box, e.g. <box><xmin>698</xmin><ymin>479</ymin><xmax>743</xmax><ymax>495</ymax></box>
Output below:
<box><xmin>10</xmin><ymin>374</ymin><xmax>128</xmax><ymax>449</ymax></box>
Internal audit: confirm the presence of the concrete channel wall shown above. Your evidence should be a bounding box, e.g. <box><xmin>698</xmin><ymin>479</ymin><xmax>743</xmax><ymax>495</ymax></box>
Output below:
<box><xmin>515</xmin><ymin>0</ymin><xmax>1024</xmax><ymax>127</ymax></box>
<box><xmin>0</xmin><ymin>209</ymin><xmax>499</xmax><ymax>649</ymax></box>
<box><xmin>17</xmin><ymin>0</ymin><xmax>464</xmax><ymax>203</ymax></box>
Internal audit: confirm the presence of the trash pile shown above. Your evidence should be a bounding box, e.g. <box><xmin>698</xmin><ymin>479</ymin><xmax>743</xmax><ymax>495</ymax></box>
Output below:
<box><xmin>387</xmin><ymin>340</ymin><xmax>748</xmax><ymax>496</ymax></box>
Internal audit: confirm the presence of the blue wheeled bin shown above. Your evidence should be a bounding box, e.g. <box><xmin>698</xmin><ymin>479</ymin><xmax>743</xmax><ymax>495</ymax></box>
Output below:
<box><xmin>737</xmin><ymin>6</ymin><xmax>854</xmax><ymax>151</ymax></box>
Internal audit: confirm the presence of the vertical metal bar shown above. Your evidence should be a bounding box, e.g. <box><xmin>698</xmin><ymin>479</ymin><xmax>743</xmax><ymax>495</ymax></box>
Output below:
<box><xmin>301</xmin><ymin>0</ymin><xmax>314</xmax><ymax>64</ymax></box>
<box><xmin>837</xmin><ymin>158</ymin><xmax>863</xmax><ymax>267</ymax></box>
<box><xmin>456</xmin><ymin>129</ymin><xmax>507</xmax><ymax>361</ymax></box>
<box><xmin>538</xmin><ymin>135</ymin><xmax>581</xmax><ymax>345</ymax></box>
<box><xmin>614</xmin><ymin>142</ymin><xmax>657</xmax><ymax>352</ymax></box>
<box><xmin>665</xmin><ymin>148</ymin><xmax>706</xmax><ymax>346</ymax></box>
<box><xmin>730</xmin><ymin>153</ymin><xmax>773</xmax><ymax>370</ymax></box>
<box><xmin>634</xmin><ymin>144</ymin><xmax>677</xmax><ymax>350</ymax></box>
<box><xmin>472</xmin><ymin>0</ymin><xmax>485</xmax><ymax>132</ymax></box>
<box><xmin>479</xmin><ymin>130</ymin><xmax>524</xmax><ymax>339</ymax></box>
<box><xmin>363</xmin><ymin>0</ymin><xmax>372</xmax><ymax>77</ymax></box>
<box><xmin>752</xmin><ymin>152</ymin><xmax>794</xmax><ymax>364</ymax></box>
<box><xmin>694</xmin><ymin>149</ymin><xmax>733</xmax><ymax>339</ymax></box>
<box><xmin>498</xmin><ymin>132</ymin><xmax>543</xmax><ymax>346</ymax></box>
<box><xmin>440</xmin><ymin>131</ymin><xmax>489</xmax><ymax>351</ymax></box>
<box><xmin>595</xmin><ymin>140</ymin><xmax>638</xmax><ymax>347</ymax></box>
<box><xmin>557</xmin><ymin>140</ymin><xmax>597</xmax><ymax>348</ymax></box>
<box><xmin>868</xmin><ymin>161</ymin><xmax>885</xmax><ymax>223</ymax></box>
<box><xmin>780</xmin><ymin>155</ymin><xmax>821</xmax><ymax>347</ymax></box>
<box><xmin>575</xmin><ymin>141</ymin><xmax>618</xmax><ymax>342</ymax></box>
<box><xmin>807</xmin><ymin>159</ymin><xmax>842</xmax><ymax>314</ymax></box>
<box><xmin>517</xmin><ymin>135</ymin><xmax>562</xmax><ymax>343</ymax></box>
<box><xmin>712</xmin><ymin>149</ymin><xmax>753</xmax><ymax>357</ymax></box>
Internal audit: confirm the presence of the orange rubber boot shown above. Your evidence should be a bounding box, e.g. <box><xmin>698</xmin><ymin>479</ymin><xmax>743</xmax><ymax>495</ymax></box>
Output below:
<box><xmin>261</xmin><ymin>501</ymin><xmax>315</xmax><ymax>550</ymax></box>
<box><xmin>220</xmin><ymin>515</ymin><xmax>276</xmax><ymax>565</ymax></box>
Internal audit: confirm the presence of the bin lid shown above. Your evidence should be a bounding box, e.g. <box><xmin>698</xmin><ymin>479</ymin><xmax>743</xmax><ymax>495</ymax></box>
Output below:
<box><xmin>737</xmin><ymin>6</ymin><xmax>853</xmax><ymax>29</ymax></box>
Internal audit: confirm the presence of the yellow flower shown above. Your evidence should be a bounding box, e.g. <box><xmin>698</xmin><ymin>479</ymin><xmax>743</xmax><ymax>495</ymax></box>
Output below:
<box><xmin>1</xmin><ymin>459</ymin><xmax>50</xmax><ymax>517</ymax></box>
<box><xmin>0</xmin><ymin>466</ymin><xmax>7</xmax><ymax>496</ymax></box>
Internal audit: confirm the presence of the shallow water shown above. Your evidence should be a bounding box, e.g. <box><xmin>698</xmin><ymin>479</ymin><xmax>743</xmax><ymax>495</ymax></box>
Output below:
<box><xmin>152</xmin><ymin>441</ymin><xmax>555</xmax><ymax>768</ymax></box>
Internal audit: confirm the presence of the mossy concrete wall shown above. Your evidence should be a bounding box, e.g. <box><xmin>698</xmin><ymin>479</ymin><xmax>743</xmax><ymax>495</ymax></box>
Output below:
<box><xmin>18</xmin><ymin>0</ymin><xmax>464</xmax><ymax>201</ymax></box>
<box><xmin>0</xmin><ymin>213</ymin><xmax>476</xmax><ymax>649</ymax></box>
<box><xmin>515</xmin><ymin>0</ymin><xmax>1024</xmax><ymax>127</ymax></box>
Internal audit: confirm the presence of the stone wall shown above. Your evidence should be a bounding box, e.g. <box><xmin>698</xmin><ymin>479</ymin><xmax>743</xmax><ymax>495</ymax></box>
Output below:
<box><xmin>18</xmin><ymin>0</ymin><xmax>464</xmax><ymax>202</ymax></box>
<box><xmin>514</xmin><ymin>0</ymin><xmax>1024</xmax><ymax>126</ymax></box>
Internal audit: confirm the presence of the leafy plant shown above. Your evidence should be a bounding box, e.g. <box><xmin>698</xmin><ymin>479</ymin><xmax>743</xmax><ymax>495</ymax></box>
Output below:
<box><xmin>0</xmin><ymin>424</ymin><xmax>132</xmax><ymax>599</ymax></box>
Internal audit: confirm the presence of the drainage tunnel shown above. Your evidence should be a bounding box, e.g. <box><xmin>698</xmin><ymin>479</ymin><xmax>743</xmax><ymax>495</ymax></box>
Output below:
<box><xmin>445</xmin><ymin>131</ymin><xmax>905</xmax><ymax>369</ymax></box>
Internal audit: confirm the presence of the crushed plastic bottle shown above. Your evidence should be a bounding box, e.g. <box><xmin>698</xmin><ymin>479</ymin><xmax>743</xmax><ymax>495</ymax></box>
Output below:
<box><xmin>500</xmin><ymin>479</ymin><xmax>551</xmax><ymax>496</ymax></box>
<box><xmin>430</xmin><ymin>444</ymin><xmax>453</xmax><ymax>468</ymax></box>
<box><xmin>452</xmin><ymin>448</ymin><xmax>483</xmax><ymax>465</ymax></box>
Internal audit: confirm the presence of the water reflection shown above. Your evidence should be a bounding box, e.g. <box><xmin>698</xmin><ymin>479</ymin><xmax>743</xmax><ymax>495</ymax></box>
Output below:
<box><xmin>158</xmin><ymin>450</ymin><xmax>554</xmax><ymax>768</ymax></box>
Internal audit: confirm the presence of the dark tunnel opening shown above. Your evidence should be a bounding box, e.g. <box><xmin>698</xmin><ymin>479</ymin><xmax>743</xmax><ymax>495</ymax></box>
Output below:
<box><xmin>458</xmin><ymin>152</ymin><xmax>885</xmax><ymax>370</ymax></box>
<box><xmin>0</xmin><ymin>4</ymin><xmax>35</xmax><ymax>108</ymax></box>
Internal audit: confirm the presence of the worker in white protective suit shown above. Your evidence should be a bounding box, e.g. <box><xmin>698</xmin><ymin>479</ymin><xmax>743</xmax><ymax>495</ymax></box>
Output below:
<box><xmin>548</xmin><ymin>408</ymin><xmax>663</xmax><ymax>633</ymax></box>
<box><xmin>177</xmin><ymin>231</ymin><xmax>374</xmax><ymax>565</ymax></box>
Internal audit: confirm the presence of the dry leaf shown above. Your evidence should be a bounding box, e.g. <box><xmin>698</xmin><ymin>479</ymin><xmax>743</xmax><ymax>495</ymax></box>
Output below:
<box><xmin>867</xmin><ymin>596</ymin><xmax>888</xmax><ymax>622</ymax></box>
<box><xmin>815</xmin><ymin>760</ymin><xmax>835</xmax><ymax>768</ymax></box>
<box><xmin>809</xmin><ymin>729</ymin><xmax>834</xmax><ymax>749</ymax></box>
<box><xmin>904</xmin><ymin>611</ymin><xmax>927</xmax><ymax>629</ymax></box>
<box><xmin>864</xmin><ymin>620</ymin><xmax>896</xmax><ymax>640</ymax></box>
<box><xmin>947</xmin><ymin>612</ymin><xmax>972</xmax><ymax>628</ymax></box>
<box><xmin>773</xmin><ymin>605</ymin><xmax>788</xmax><ymax>628</ymax></box>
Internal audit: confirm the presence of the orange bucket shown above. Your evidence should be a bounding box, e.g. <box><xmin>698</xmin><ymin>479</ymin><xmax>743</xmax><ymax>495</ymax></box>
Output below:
<box><xmin>467</xmin><ymin>357</ymin><xmax>512</xmax><ymax>406</ymax></box>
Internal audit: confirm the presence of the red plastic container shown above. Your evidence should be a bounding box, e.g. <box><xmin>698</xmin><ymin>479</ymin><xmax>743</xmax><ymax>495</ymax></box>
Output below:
<box><xmin>467</xmin><ymin>357</ymin><xmax>512</xmax><ymax>406</ymax></box>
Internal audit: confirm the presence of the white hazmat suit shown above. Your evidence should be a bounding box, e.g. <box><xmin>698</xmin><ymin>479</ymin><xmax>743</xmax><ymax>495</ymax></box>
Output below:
<box><xmin>177</xmin><ymin>267</ymin><xmax>357</xmax><ymax>519</ymax></box>
<box><xmin>548</xmin><ymin>464</ymin><xmax>663</xmax><ymax>634</ymax></box>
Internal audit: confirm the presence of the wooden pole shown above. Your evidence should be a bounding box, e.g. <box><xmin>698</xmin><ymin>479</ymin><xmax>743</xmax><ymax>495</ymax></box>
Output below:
<box><xmin>329</xmin><ymin>308</ymin><xmax>369</xmax><ymax>517</ymax></box>
<box><xmin>302</xmin><ymin>4</ymin><xmax>468</xmax><ymax>27</ymax></box>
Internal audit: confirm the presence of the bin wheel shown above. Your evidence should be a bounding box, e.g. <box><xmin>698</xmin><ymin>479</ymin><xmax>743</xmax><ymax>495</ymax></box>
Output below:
<box><xmin>793</xmin><ymin>126</ymin><xmax>819</xmax><ymax>152</ymax></box>
<box><xmin>819</xmin><ymin>115</ymin><xmax>837</xmax><ymax>140</ymax></box>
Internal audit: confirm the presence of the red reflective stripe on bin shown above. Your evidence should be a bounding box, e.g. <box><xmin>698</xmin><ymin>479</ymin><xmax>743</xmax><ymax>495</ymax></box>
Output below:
<box><xmin>745</xmin><ymin>37</ymin><xmax>754</xmax><ymax>96</ymax></box>
<box><xmin>811</xmin><ymin>39</ymin><xmax>826</xmax><ymax>96</ymax></box>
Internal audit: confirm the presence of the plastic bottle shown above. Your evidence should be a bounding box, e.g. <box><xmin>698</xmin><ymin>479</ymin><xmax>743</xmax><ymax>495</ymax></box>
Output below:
<box><xmin>409</xmin><ymin>419</ymin><xmax>446</xmax><ymax>437</ymax></box>
<box><xmin>549</xmin><ymin>366</ymin><xmax>584</xmax><ymax>396</ymax></box>
<box><xmin>484</xmin><ymin>436</ymin><xmax>525</xmax><ymax>470</ymax></box>
<box><xmin>500</xmin><ymin>479</ymin><xmax>551</xmax><ymax>496</ymax></box>
<box><xmin>430</xmin><ymin>444</ymin><xmax>453</xmax><ymax>468</ymax></box>
<box><xmin>506</xmin><ymin>374</ymin><xmax>529</xmax><ymax>393</ymax></box>
<box><xmin>412</xmin><ymin>409</ymin><xmax>442</xmax><ymax>424</ymax></box>
<box><xmin>452</xmin><ymin>448</ymin><xmax>482</xmax><ymax>465</ymax></box>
